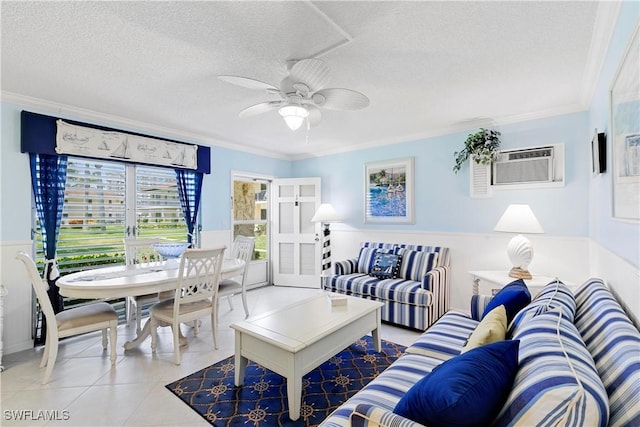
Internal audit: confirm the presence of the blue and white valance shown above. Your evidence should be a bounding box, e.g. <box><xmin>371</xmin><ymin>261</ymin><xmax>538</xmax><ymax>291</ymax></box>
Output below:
<box><xmin>21</xmin><ymin>111</ymin><xmax>211</xmax><ymax>174</ymax></box>
<box><xmin>55</xmin><ymin>120</ymin><xmax>198</xmax><ymax>170</ymax></box>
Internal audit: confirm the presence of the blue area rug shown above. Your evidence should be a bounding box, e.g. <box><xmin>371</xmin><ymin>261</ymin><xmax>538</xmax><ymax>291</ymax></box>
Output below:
<box><xmin>165</xmin><ymin>335</ymin><xmax>405</xmax><ymax>426</ymax></box>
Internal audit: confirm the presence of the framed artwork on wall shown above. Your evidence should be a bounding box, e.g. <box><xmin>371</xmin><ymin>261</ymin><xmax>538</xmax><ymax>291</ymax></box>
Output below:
<box><xmin>364</xmin><ymin>157</ymin><xmax>414</xmax><ymax>223</ymax></box>
<box><xmin>611</xmin><ymin>24</ymin><xmax>640</xmax><ymax>221</ymax></box>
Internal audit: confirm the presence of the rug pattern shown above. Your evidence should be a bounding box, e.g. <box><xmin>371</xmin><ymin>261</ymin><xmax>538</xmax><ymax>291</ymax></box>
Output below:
<box><xmin>165</xmin><ymin>336</ymin><xmax>405</xmax><ymax>426</ymax></box>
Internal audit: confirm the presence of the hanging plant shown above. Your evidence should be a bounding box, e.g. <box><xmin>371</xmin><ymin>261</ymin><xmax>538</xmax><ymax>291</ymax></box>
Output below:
<box><xmin>453</xmin><ymin>128</ymin><xmax>502</xmax><ymax>173</ymax></box>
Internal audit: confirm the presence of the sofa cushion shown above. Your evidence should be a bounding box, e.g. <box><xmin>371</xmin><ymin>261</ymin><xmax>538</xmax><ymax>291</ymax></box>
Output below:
<box><xmin>370</xmin><ymin>253</ymin><xmax>402</xmax><ymax>279</ymax></box>
<box><xmin>397</xmin><ymin>249</ymin><xmax>438</xmax><ymax>282</ymax></box>
<box><xmin>405</xmin><ymin>310</ymin><xmax>478</xmax><ymax>359</ymax></box>
<box><xmin>508</xmin><ymin>279</ymin><xmax>576</xmax><ymax>337</ymax></box>
<box><xmin>461</xmin><ymin>304</ymin><xmax>507</xmax><ymax>353</ymax></box>
<box><xmin>574</xmin><ymin>278</ymin><xmax>640</xmax><ymax>427</ymax></box>
<box><xmin>482</xmin><ymin>279</ymin><xmax>531</xmax><ymax>322</ymax></box>
<box><xmin>393</xmin><ymin>340</ymin><xmax>520</xmax><ymax>427</ymax></box>
<box><xmin>321</xmin><ymin>352</ymin><xmax>444</xmax><ymax>425</ymax></box>
<box><xmin>325</xmin><ymin>273</ymin><xmax>432</xmax><ymax>307</ymax></box>
<box><xmin>356</xmin><ymin>247</ymin><xmax>380</xmax><ymax>274</ymax></box>
<box><xmin>494</xmin><ymin>308</ymin><xmax>609</xmax><ymax>427</ymax></box>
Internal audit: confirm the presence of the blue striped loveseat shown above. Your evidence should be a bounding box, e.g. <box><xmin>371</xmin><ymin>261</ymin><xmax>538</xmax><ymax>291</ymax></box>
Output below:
<box><xmin>323</xmin><ymin>242</ymin><xmax>450</xmax><ymax>330</ymax></box>
<box><xmin>320</xmin><ymin>278</ymin><xmax>640</xmax><ymax>427</ymax></box>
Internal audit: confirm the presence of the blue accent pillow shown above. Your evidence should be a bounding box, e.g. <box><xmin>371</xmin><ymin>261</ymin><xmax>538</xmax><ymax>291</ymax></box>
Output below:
<box><xmin>369</xmin><ymin>253</ymin><xmax>402</xmax><ymax>279</ymax></box>
<box><xmin>482</xmin><ymin>279</ymin><xmax>531</xmax><ymax>322</ymax></box>
<box><xmin>393</xmin><ymin>340</ymin><xmax>520</xmax><ymax>427</ymax></box>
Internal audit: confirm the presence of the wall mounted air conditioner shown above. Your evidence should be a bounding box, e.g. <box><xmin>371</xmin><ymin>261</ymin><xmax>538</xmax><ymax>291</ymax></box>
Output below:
<box><xmin>492</xmin><ymin>146</ymin><xmax>554</xmax><ymax>185</ymax></box>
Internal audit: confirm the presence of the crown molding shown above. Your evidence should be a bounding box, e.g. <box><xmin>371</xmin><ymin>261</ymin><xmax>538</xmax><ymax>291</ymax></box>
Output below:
<box><xmin>292</xmin><ymin>103</ymin><xmax>587</xmax><ymax>160</ymax></box>
<box><xmin>0</xmin><ymin>91</ymin><xmax>293</xmax><ymax>161</ymax></box>
<box><xmin>580</xmin><ymin>1</ymin><xmax>622</xmax><ymax>106</ymax></box>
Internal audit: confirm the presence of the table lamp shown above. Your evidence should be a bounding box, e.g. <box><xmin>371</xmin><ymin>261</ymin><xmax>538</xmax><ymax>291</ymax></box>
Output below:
<box><xmin>494</xmin><ymin>204</ymin><xmax>544</xmax><ymax>279</ymax></box>
<box><xmin>311</xmin><ymin>203</ymin><xmax>341</xmax><ymax>275</ymax></box>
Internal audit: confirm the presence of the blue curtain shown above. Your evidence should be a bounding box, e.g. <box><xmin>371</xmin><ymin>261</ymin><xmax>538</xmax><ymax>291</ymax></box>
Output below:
<box><xmin>175</xmin><ymin>169</ymin><xmax>203</xmax><ymax>245</ymax></box>
<box><xmin>30</xmin><ymin>153</ymin><xmax>68</xmax><ymax>344</ymax></box>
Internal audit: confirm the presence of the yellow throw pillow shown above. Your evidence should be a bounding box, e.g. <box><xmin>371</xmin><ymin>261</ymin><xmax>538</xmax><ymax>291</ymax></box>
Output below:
<box><xmin>461</xmin><ymin>305</ymin><xmax>508</xmax><ymax>353</ymax></box>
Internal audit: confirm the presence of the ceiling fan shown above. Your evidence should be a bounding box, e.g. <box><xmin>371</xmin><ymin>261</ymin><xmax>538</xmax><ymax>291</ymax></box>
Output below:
<box><xmin>219</xmin><ymin>58</ymin><xmax>369</xmax><ymax>131</ymax></box>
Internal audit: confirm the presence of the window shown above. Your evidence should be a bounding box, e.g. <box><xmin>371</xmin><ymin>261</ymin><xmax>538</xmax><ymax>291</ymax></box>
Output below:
<box><xmin>232</xmin><ymin>178</ymin><xmax>268</xmax><ymax>260</ymax></box>
<box><xmin>34</xmin><ymin>159</ymin><xmax>189</xmax><ymax>276</ymax></box>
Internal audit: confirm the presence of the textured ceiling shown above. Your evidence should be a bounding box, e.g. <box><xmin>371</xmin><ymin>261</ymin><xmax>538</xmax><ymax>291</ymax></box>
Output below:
<box><xmin>1</xmin><ymin>1</ymin><xmax>618</xmax><ymax>159</ymax></box>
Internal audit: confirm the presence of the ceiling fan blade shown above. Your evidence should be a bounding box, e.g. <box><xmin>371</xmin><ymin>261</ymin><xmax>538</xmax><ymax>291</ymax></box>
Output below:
<box><xmin>218</xmin><ymin>75</ymin><xmax>279</xmax><ymax>91</ymax></box>
<box><xmin>306</xmin><ymin>105</ymin><xmax>322</xmax><ymax>127</ymax></box>
<box><xmin>289</xmin><ymin>58</ymin><xmax>330</xmax><ymax>92</ymax></box>
<box><xmin>314</xmin><ymin>88</ymin><xmax>370</xmax><ymax>110</ymax></box>
<box><xmin>238</xmin><ymin>101</ymin><xmax>282</xmax><ymax>118</ymax></box>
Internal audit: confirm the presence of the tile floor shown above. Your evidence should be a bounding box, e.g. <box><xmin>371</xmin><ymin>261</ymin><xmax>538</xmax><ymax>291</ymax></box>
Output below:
<box><xmin>1</xmin><ymin>286</ymin><xmax>421</xmax><ymax>426</ymax></box>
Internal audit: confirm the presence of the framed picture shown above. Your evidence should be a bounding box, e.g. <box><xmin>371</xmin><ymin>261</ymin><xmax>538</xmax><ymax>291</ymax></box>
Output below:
<box><xmin>611</xmin><ymin>24</ymin><xmax>640</xmax><ymax>221</ymax></box>
<box><xmin>364</xmin><ymin>157</ymin><xmax>414</xmax><ymax>223</ymax></box>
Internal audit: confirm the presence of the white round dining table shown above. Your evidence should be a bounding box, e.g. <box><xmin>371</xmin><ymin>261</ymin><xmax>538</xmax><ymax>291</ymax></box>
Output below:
<box><xmin>57</xmin><ymin>258</ymin><xmax>245</xmax><ymax>350</ymax></box>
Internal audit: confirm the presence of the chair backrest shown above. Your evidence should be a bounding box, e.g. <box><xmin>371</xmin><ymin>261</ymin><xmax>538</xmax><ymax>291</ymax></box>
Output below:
<box><xmin>175</xmin><ymin>246</ymin><xmax>226</xmax><ymax>309</ymax></box>
<box><xmin>232</xmin><ymin>236</ymin><xmax>255</xmax><ymax>264</ymax></box>
<box><xmin>124</xmin><ymin>238</ymin><xmax>162</xmax><ymax>266</ymax></box>
<box><xmin>15</xmin><ymin>251</ymin><xmax>56</xmax><ymax>326</ymax></box>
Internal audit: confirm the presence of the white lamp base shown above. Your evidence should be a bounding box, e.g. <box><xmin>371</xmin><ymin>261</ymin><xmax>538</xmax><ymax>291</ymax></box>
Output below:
<box><xmin>506</xmin><ymin>234</ymin><xmax>534</xmax><ymax>279</ymax></box>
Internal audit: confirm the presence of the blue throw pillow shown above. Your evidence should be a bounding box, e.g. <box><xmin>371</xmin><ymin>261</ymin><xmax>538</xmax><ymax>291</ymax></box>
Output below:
<box><xmin>482</xmin><ymin>279</ymin><xmax>531</xmax><ymax>322</ymax></box>
<box><xmin>393</xmin><ymin>340</ymin><xmax>520</xmax><ymax>427</ymax></box>
<box><xmin>369</xmin><ymin>253</ymin><xmax>402</xmax><ymax>279</ymax></box>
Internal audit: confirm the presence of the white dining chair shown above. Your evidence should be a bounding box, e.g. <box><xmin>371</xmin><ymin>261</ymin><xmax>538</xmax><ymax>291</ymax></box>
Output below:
<box><xmin>218</xmin><ymin>236</ymin><xmax>255</xmax><ymax>318</ymax></box>
<box><xmin>124</xmin><ymin>238</ymin><xmax>163</xmax><ymax>333</ymax></box>
<box><xmin>15</xmin><ymin>251</ymin><xmax>118</xmax><ymax>384</ymax></box>
<box><xmin>149</xmin><ymin>246</ymin><xmax>226</xmax><ymax>365</ymax></box>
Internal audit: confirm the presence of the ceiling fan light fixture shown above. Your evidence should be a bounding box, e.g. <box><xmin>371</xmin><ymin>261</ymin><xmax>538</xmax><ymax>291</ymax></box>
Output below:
<box><xmin>279</xmin><ymin>105</ymin><xmax>309</xmax><ymax>131</ymax></box>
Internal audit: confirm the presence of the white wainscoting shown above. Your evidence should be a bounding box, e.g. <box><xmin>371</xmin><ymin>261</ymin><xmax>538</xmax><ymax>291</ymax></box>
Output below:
<box><xmin>1</xmin><ymin>240</ymin><xmax>34</xmax><ymax>354</ymax></box>
<box><xmin>589</xmin><ymin>240</ymin><xmax>640</xmax><ymax>326</ymax></box>
<box><xmin>329</xmin><ymin>229</ymin><xmax>592</xmax><ymax>313</ymax></box>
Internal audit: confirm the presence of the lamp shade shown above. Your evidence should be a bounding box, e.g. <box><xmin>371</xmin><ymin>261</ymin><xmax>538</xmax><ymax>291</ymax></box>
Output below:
<box><xmin>494</xmin><ymin>204</ymin><xmax>543</xmax><ymax>234</ymax></box>
<box><xmin>279</xmin><ymin>105</ymin><xmax>309</xmax><ymax>131</ymax></box>
<box><xmin>311</xmin><ymin>203</ymin><xmax>341</xmax><ymax>223</ymax></box>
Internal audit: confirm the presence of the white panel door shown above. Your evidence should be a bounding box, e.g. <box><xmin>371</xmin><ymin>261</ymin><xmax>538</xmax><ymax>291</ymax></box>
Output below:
<box><xmin>272</xmin><ymin>177</ymin><xmax>321</xmax><ymax>288</ymax></box>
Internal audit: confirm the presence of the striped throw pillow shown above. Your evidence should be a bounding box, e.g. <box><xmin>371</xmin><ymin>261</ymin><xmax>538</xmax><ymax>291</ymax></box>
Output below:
<box><xmin>397</xmin><ymin>249</ymin><xmax>439</xmax><ymax>282</ymax></box>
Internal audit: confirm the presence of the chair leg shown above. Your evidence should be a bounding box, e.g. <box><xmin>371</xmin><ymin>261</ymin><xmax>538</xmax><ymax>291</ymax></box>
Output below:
<box><xmin>135</xmin><ymin>303</ymin><xmax>143</xmax><ymax>334</ymax></box>
<box><xmin>211</xmin><ymin>310</ymin><xmax>218</xmax><ymax>350</ymax></box>
<box><xmin>241</xmin><ymin>289</ymin><xmax>249</xmax><ymax>318</ymax></box>
<box><xmin>227</xmin><ymin>295</ymin><xmax>234</xmax><ymax>310</ymax></box>
<box><xmin>125</xmin><ymin>297</ymin><xmax>133</xmax><ymax>324</ymax></box>
<box><xmin>42</xmin><ymin>336</ymin><xmax>58</xmax><ymax>384</ymax></box>
<box><xmin>40</xmin><ymin>335</ymin><xmax>50</xmax><ymax>368</ymax></box>
<box><xmin>101</xmin><ymin>329</ymin><xmax>108</xmax><ymax>349</ymax></box>
<box><xmin>109</xmin><ymin>321</ymin><xmax>117</xmax><ymax>366</ymax></box>
<box><xmin>172</xmin><ymin>321</ymin><xmax>181</xmax><ymax>365</ymax></box>
<box><xmin>150</xmin><ymin>317</ymin><xmax>158</xmax><ymax>353</ymax></box>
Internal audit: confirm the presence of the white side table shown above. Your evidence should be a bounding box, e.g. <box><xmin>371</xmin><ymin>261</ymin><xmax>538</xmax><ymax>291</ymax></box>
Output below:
<box><xmin>469</xmin><ymin>270</ymin><xmax>573</xmax><ymax>298</ymax></box>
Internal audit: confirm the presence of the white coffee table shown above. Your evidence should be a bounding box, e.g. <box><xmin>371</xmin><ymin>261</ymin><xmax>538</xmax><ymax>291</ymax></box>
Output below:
<box><xmin>230</xmin><ymin>292</ymin><xmax>383</xmax><ymax>421</ymax></box>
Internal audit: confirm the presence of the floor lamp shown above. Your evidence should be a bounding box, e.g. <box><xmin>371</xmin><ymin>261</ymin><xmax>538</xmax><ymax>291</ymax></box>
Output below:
<box><xmin>311</xmin><ymin>203</ymin><xmax>341</xmax><ymax>281</ymax></box>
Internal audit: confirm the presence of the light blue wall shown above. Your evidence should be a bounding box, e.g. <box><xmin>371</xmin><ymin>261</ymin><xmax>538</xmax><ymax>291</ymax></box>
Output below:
<box><xmin>294</xmin><ymin>111</ymin><xmax>590</xmax><ymax>237</ymax></box>
<box><xmin>0</xmin><ymin>101</ymin><xmax>292</xmax><ymax>242</ymax></box>
<box><xmin>588</xmin><ymin>2</ymin><xmax>640</xmax><ymax>268</ymax></box>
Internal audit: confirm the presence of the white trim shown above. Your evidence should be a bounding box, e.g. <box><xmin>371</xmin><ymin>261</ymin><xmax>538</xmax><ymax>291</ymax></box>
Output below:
<box><xmin>580</xmin><ymin>1</ymin><xmax>623</xmax><ymax>107</ymax></box>
<box><xmin>290</xmin><ymin>104</ymin><xmax>587</xmax><ymax>160</ymax></box>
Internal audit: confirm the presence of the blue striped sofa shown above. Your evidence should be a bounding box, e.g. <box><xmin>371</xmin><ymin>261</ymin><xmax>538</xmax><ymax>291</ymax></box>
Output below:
<box><xmin>323</xmin><ymin>242</ymin><xmax>450</xmax><ymax>330</ymax></box>
<box><xmin>321</xmin><ymin>278</ymin><xmax>640</xmax><ymax>427</ymax></box>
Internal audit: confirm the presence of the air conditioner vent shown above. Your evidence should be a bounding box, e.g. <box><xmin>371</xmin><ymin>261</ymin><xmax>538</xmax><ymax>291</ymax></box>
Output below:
<box><xmin>493</xmin><ymin>146</ymin><xmax>554</xmax><ymax>185</ymax></box>
<box><xmin>506</xmin><ymin>147</ymin><xmax>553</xmax><ymax>161</ymax></box>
